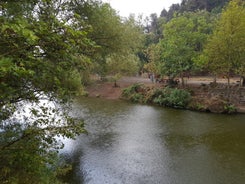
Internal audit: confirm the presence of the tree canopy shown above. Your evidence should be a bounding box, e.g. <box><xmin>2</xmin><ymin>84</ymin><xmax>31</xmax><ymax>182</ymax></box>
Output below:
<box><xmin>157</xmin><ymin>11</ymin><xmax>213</xmax><ymax>84</ymax></box>
<box><xmin>160</xmin><ymin>0</ymin><xmax>229</xmax><ymax>20</ymax></box>
<box><xmin>143</xmin><ymin>0</ymin><xmax>244</xmax><ymax>85</ymax></box>
<box><xmin>200</xmin><ymin>0</ymin><xmax>245</xmax><ymax>84</ymax></box>
<box><xmin>0</xmin><ymin>0</ymin><xmax>143</xmax><ymax>182</ymax></box>
<box><xmin>0</xmin><ymin>0</ymin><xmax>93</xmax><ymax>182</ymax></box>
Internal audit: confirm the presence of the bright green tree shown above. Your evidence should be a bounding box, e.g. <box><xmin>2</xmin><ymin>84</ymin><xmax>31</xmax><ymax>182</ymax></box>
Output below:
<box><xmin>202</xmin><ymin>0</ymin><xmax>245</xmax><ymax>86</ymax></box>
<box><xmin>159</xmin><ymin>11</ymin><xmax>213</xmax><ymax>85</ymax></box>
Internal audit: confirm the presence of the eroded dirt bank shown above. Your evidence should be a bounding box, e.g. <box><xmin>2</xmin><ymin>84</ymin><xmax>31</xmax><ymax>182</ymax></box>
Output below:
<box><xmin>85</xmin><ymin>76</ymin><xmax>245</xmax><ymax>113</ymax></box>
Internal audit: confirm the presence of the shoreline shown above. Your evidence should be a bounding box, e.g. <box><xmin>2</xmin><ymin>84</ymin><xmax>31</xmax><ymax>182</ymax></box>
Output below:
<box><xmin>85</xmin><ymin>76</ymin><xmax>245</xmax><ymax>114</ymax></box>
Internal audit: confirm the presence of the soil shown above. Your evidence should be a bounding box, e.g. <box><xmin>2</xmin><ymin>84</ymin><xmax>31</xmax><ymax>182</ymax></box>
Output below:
<box><xmin>86</xmin><ymin>76</ymin><xmax>158</xmax><ymax>99</ymax></box>
<box><xmin>85</xmin><ymin>76</ymin><xmax>245</xmax><ymax>113</ymax></box>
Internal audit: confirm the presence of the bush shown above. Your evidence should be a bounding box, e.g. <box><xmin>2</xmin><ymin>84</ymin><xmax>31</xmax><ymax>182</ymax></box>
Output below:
<box><xmin>153</xmin><ymin>87</ymin><xmax>191</xmax><ymax>108</ymax></box>
<box><xmin>122</xmin><ymin>85</ymin><xmax>191</xmax><ymax>108</ymax></box>
<box><xmin>130</xmin><ymin>93</ymin><xmax>144</xmax><ymax>103</ymax></box>
<box><xmin>224</xmin><ymin>103</ymin><xmax>237</xmax><ymax>114</ymax></box>
<box><xmin>122</xmin><ymin>83</ymin><xmax>147</xmax><ymax>103</ymax></box>
<box><xmin>122</xmin><ymin>83</ymin><xmax>143</xmax><ymax>98</ymax></box>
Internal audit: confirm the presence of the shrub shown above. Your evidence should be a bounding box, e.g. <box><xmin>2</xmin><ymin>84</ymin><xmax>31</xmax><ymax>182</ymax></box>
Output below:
<box><xmin>122</xmin><ymin>83</ymin><xmax>143</xmax><ymax>98</ymax></box>
<box><xmin>122</xmin><ymin>85</ymin><xmax>191</xmax><ymax>108</ymax></box>
<box><xmin>153</xmin><ymin>87</ymin><xmax>191</xmax><ymax>108</ymax></box>
<box><xmin>224</xmin><ymin>103</ymin><xmax>237</xmax><ymax>114</ymax></box>
<box><xmin>130</xmin><ymin>93</ymin><xmax>144</xmax><ymax>103</ymax></box>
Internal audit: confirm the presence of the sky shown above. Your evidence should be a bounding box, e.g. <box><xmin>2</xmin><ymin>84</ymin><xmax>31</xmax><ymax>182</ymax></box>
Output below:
<box><xmin>102</xmin><ymin>0</ymin><xmax>182</xmax><ymax>18</ymax></box>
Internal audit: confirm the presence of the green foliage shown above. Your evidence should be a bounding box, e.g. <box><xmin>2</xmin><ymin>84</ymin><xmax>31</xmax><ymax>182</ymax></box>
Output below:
<box><xmin>0</xmin><ymin>0</ymin><xmax>92</xmax><ymax>182</ymax></box>
<box><xmin>160</xmin><ymin>0</ymin><xmax>229</xmax><ymax>20</ymax></box>
<box><xmin>106</xmin><ymin>53</ymin><xmax>139</xmax><ymax>86</ymax></box>
<box><xmin>130</xmin><ymin>93</ymin><xmax>144</xmax><ymax>103</ymax></box>
<box><xmin>153</xmin><ymin>87</ymin><xmax>191</xmax><ymax>108</ymax></box>
<box><xmin>201</xmin><ymin>0</ymin><xmax>245</xmax><ymax>79</ymax></box>
<box><xmin>180</xmin><ymin>0</ymin><xmax>229</xmax><ymax>13</ymax></box>
<box><xmin>224</xmin><ymin>103</ymin><xmax>237</xmax><ymax>114</ymax></box>
<box><xmin>0</xmin><ymin>102</ymin><xmax>86</xmax><ymax>183</ymax></box>
<box><xmin>197</xmin><ymin>104</ymin><xmax>206</xmax><ymax>111</ymax></box>
<box><xmin>144</xmin><ymin>13</ymin><xmax>166</xmax><ymax>45</ymax></box>
<box><xmin>143</xmin><ymin>43</ymin><xmax>161</xmax><ymax>73</ymax></box>
<box><xmin>122</xmin><ymin>84</ymin><xmax>191</xmax><ymax>108</ymax></box>
<box><xmin>122</xmin><ymin>83</ymin><xmax>149</xmax><ymax>103</ymax></box>
<box><xmin>122</xmin><ymin>83</ymin><xmax>143</xmax><ymax>97</ymax></box>
<box><xmin>73</xmin><ymin>1</ymin><xmax>143</xmax><ymax>77</ymax></box>
<box><xmin>158</xmin><ymin>11</ymin><xmax>213</xmax><ymax>83</ymax></box>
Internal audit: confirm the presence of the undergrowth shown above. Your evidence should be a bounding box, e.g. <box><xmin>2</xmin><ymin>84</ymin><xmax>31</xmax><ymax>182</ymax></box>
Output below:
<box><xmin>122</xmin><ymin>84</ymin><xmax>191</xmax><ymax>108</ymax></box>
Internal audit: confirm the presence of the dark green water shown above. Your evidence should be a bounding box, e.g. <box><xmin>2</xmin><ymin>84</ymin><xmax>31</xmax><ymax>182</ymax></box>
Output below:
<box><xmin>60</xmin><ymin>97</ymin><xmax>245</xmax><ymax>184</ymax></box>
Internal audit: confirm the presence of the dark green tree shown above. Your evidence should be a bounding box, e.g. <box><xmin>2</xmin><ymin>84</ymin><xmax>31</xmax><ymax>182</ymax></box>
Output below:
<box><xmin>160</xmin><ymin>0</ymin><xmax>229</xmax><ymax>21</ymax></box>
<box><xmin>0</xmin><ymin>0</ymin><xmax>92</xmax><ymax>182</ymax></box>
<box><xmin>72</xmin><ymin>1</ymin><xmax>143</xmax><ymax>78</ymax></box>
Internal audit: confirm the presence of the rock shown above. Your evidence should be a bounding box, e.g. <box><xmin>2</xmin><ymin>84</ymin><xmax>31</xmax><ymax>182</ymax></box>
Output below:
<box><xmin>207</xmin><ymin>96</ymin><xmax>226</xmax><ymax>113</ymax></box>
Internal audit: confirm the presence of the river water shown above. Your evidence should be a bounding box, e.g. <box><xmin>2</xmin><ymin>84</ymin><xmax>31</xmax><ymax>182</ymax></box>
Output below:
<box><xmin>60</xmin><ymin>97</ymin><xmax>245</xmax><ymax>184</ymax></box>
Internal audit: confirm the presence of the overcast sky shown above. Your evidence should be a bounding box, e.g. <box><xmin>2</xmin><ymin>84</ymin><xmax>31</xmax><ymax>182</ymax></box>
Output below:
<box><xmin>102</xmin><ymin>0</ymin><xmax>182</xmax><ymax>18</ymax></box>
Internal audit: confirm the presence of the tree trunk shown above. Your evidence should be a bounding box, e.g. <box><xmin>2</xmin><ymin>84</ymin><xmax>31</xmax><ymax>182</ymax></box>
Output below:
<box><xmin>114</xmin><ymin>80</ymin><xmax>118</xmax><ymax>87</ymax></box>
<box><xmin>213</xmin><ymin>75</ymin><xmax>217</xmax><ymax>84</ymax></box>
<box><xmin>181</xmin><ymin>77</ymin><xmax>185</xmax><ymax>87</ymax></box>
<box><xmin>242</xmin><ymin>76</ymin><xmax>245</xmax><ymax>87</ymax></box>
<box><xmin>227</xmin><ymin>76</ymin><xmax>230</xmax><ymax>87</ymax></box>
<box><xmin>227</xmin><ymin>75</ymin><xmax>231</xmax><ymax>99</ymax></box>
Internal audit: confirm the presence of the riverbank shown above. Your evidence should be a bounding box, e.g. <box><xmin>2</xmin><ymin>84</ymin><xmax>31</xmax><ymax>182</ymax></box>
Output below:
<box><xmin>85</xmin><ymin>76</ymin><xmax>245</xmax><ymax>114</ymax></box>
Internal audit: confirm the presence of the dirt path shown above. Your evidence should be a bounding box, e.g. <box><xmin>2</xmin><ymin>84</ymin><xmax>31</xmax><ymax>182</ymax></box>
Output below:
<box><xmin>86</xmin><ymin>76</ymin><xmax>241</xmax><ymax>99</ymax></box>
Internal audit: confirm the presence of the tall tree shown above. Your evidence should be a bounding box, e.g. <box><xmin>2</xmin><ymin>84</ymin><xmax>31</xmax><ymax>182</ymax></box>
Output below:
<box><xmin>202</xmin><ymin>0</ymin><xmax>245</xmax><ymax>86</ymax></box>
<box><xmin>158</xmin><ymin>11</ymin><xmax>213</xmax><ymax>85</ymax></box>
<box><xmin>73</xmin><ymin>1</ymin><xmax>143</xmax><ymax>78</ymax></box>
<box><xmin>0</xmin><ymin>0</ymin><xmax>92</xmax><ymax>182</ymax></box>
<box><xmin>143</xmin><ymin>43</ymin><xmax>161</xmax><ymax>74</ymax></box>
<box><xmin>105</xmin><ymin>15</ymin><xmax>144</xmax><ymax>86</ymax></box>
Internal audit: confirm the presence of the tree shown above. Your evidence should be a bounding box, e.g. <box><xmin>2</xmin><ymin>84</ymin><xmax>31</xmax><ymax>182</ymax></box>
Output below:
<box><xmin>105</xmin><ymin>15</ymin><xmax>144</xmax><ymax>86</ymax></box>
<box><xmin>143</xmin><ymin>44</ymin><xmax>161</xmax><ymax>74</ymax></box>
<box><xmin>202</xmin><ymin>0</ymin><xmax>245</xmax><ymax>86</ymax></box>
<box><xmin>72</xmin><ymin>1</ymin><xmax>143</xmax><ymax>78</ymax></box>
<box><xmin>180</xmin><ymin>0</ymin><xmax>208</xmax><ymax>12</ymax></box>
<box><xmin>140</xmin><ymin>15</ymin><xmax>166</xmax><ymax>73</ymax></box>
<box><xmin>158</xmin><ymin>11</ymin><xmax>213</xmax><ymax>85</ymax></box>
<box><xmin>0</xmin><ymin>0</ymin><xmax>92</xmax><ymax>182</ymax></box>
<box><xmin>160</xmin><ymin>0</ymin><xmax>229</xmax><ymax>22</ymax></box>
<box><xmin>106</xmin><ymin>53</ymin><xmax>139</xmax><ymax>87</ymax></box>
<box><xmin>165</xmin><ymin>3</ymin><xmax>181</xmax><ymax>20</ymax></box>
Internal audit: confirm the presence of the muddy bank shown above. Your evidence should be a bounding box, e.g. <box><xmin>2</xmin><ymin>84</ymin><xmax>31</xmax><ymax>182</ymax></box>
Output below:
<box><xmin>85</xmin><ymin>77</ymin><xmax>158</xmax><ymax>99</ymax></box>
<box><xmin>85</xmin><ymin>77</ymin><xmax>245</xmax><ymax>114</ymax></box>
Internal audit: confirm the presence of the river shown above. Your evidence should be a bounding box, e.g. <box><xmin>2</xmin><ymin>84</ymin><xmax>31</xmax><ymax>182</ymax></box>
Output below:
<box><xmin>60</xmin><ymin>97</ymin><xmax>245</xmax><ymax>184</ymax></box>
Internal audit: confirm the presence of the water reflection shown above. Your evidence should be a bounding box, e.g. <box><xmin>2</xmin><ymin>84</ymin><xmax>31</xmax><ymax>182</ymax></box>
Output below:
<box><xmin>61</xmin><ymin>97</ymin><xmax>245</xmax><ymax>184</ymax></box>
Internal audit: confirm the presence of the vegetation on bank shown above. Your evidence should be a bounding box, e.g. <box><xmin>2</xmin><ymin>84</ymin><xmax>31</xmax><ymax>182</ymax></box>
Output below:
<box><xmin>122</xmin><ymin>83</ymin><xmax>190</xmax><ymax>108</ymax></box>
<box><xmin>122</xmin><ymin>83</ymin><xmax>238</xmax><ymax>114</ymax></box>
